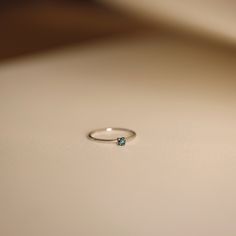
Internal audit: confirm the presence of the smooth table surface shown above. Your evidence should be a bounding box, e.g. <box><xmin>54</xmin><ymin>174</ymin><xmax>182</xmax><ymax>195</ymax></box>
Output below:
<box><xmin>0</xmin><ymin>35</ymin><xmax>236</xmax><ymax>236</ymax></box>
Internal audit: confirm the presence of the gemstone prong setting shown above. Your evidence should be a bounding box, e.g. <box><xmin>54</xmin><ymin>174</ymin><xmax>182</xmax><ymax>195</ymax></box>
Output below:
<box><xmin>117</xmin><ymin>137</ymin><xmax>126</xmax><ymax>146</ymax></box>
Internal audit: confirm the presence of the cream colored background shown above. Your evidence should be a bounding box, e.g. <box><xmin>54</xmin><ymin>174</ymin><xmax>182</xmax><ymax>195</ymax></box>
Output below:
<box><xmin>101</xmin><ymin>0</ymin><xmax>236</xmax><ymax>45</ymax></box>
<box><xmin>0</xmin><ymin>35</ymin><xmax>236</xmax><ymax>235</ymax></box>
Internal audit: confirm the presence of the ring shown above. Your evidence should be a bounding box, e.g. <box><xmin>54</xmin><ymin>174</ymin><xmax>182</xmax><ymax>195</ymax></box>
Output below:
<box><xmin>88</xmin><ymin>128</ymin><xmax>136</xmax><ymax>146</ymax></box>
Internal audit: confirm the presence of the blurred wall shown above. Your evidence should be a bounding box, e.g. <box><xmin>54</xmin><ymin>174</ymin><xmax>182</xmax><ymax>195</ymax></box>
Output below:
<box><xmin>0</xmin><ymin>0</ymin><xmax>148</xmax><ymax>61</ymax></box>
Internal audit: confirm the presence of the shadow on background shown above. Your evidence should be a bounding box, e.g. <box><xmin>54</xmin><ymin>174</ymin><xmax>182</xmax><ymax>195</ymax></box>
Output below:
<box><xmin>0</xmin><ymin>0</ymin><xmax>152</xmax><ymax>62</ymax></box>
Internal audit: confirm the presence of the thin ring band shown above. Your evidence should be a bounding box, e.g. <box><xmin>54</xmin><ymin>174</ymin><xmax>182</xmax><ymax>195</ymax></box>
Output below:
<box><xmin>88</xmin><ymin>128</ymin><xmax>136</xmax><ymax>146</ymax></box>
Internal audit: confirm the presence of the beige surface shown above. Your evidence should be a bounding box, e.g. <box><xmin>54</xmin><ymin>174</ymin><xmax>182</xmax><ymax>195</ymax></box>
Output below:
<box><xmin>0</xmin><ymin>35</ymin><xmax>236</xmax><ymax>236</ymax></box>
<box><xmin>101</xmin><ymin>0</ymin><xmax>236</xmax><ymax>45</ymax></box>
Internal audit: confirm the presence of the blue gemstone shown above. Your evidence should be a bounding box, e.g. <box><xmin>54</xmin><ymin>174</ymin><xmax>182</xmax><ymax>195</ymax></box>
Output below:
<box><xmin>117</xmin><ymin>137</ymin><xmax>126</xmax><ymax>146</ymax></box>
